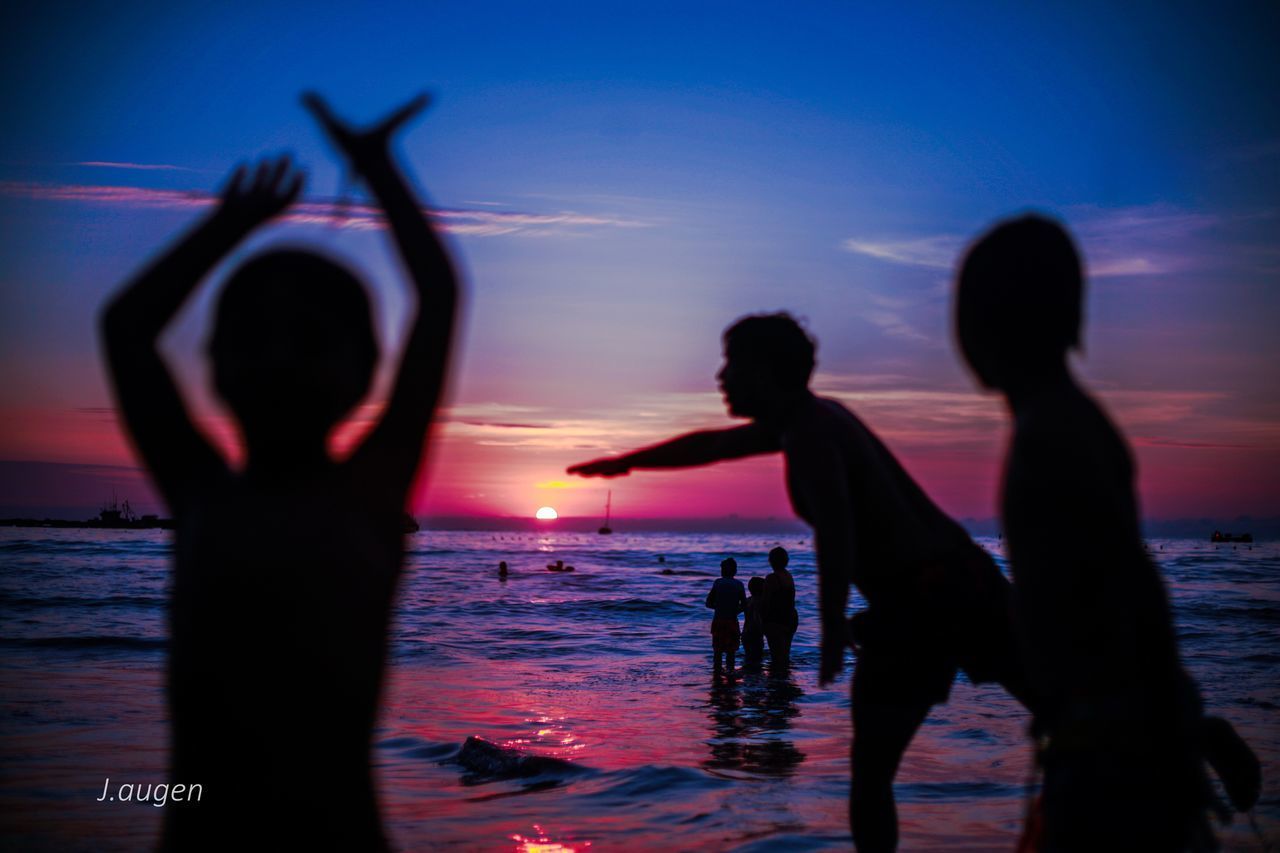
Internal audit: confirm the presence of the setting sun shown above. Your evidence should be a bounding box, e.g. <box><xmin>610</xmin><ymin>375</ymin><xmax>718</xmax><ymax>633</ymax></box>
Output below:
<box><xmin>535</xmin><ymin>506</ymin><xmax>558</xmax><ymax>520</ymax></box>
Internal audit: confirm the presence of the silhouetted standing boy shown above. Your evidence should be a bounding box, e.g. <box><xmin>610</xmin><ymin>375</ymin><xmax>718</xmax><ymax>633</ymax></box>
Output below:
<box><xmin>100</xmin><ymin>93</ymin><xmax>458</xmax><ymax>851</ymax></box>
<box><xmin>956</xmin><ymin>215</ymin><xmax>1216</xmax><ymax>850</ymax></box>
<box><xmin>705</xmin><ymin>557</ymin><xmax>747</xmax><ymax>672</ymax></box>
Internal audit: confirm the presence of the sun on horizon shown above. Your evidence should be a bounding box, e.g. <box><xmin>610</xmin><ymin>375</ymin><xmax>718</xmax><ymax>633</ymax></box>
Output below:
<box><xmin>535</xmin><ymin>506</ymin><xmax>558</xmax><ymax>520</ymax></box>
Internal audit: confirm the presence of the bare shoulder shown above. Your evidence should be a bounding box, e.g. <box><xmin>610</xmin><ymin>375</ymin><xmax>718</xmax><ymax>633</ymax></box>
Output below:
<box><xmin>781</xmin><ymin>397</ymin><xmax>843</xmax><ymax>462</ymax></box>
<box><xmin>787</xmin><ymin>396</ymin><xmax>855</xmax><ymax>439</ymax></box>
<box><xmin>1013</xmin><ymin>386</ymin><xmax>1130</xmax><ymax>485</ymax></box>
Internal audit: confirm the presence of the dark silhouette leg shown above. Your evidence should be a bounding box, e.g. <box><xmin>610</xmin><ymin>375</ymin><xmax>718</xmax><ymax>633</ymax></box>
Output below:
<box><xmin>764</xmin><ymin>627</ymin><xmax>782</xmax><ymax>667</ymax></box>
<box><xmin>850</xmin><ymin>662</ymin><xmax>932</xmax><ymax>852</ymax></box>
<box><xmin>778</xmin><ymin>630</ymin><xmax>791</xmax><ymax>668</ymax></box>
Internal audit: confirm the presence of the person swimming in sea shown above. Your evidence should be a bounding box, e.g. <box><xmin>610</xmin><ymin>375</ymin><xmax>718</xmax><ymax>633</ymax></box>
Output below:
<box><xmin>100</xmin><ymin>92</ymin><xmax>458</xmax><ymax>851</ymax></box>
<box><xmin>705</xmin><ymin>557</ymin><xmax>747</xmax><ymax>673</ymax></box>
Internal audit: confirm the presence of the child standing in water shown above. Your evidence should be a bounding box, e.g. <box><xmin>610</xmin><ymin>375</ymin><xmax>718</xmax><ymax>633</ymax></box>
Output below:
<box><xmin>762</xmin><ymin>545</ymin><xmax>799</xmax><ymax>669</ymax></box>
<box><xmin>100</xmin><ymin>93</ymin><xmax>458</xmax><ymax>852</ymax></box>
<box><xmin>742</xmin><ymin>576</ymin><xmax>767</xmax><ymax>667</ymax></box>
<box><xmin>705</xmin><ymin>557</ymin><xmax>746</xmax><ymax>672</ymax></box>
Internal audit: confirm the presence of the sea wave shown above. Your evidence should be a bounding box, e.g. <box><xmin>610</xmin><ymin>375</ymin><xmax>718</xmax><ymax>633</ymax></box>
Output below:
<box><xmin>0</xmin><ymin>634</ymin><xmax>166</xmax><ymax>651</ymax></box>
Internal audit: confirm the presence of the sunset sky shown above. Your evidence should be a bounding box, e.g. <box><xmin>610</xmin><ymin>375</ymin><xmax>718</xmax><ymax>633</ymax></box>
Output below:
<box><xmin>1</xmin><ymin>2</ymin><xmax>1277</xmax><ymax>522</ymax></box>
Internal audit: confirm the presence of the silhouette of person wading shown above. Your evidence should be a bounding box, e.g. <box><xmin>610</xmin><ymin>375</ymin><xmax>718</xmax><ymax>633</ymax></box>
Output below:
<box><xmin>705</xmin><ymin>556</ymin><xmax>747</xmax><ymax>673</ymax></box>
<box><xmin>569</xmin><ymin>313</ymin><xmax>1034</xmax><ymax>851</ymax></box>
<box><xmin>101</xmin><ymin>93</ymin><xmax>458</xmax><ymax>851</ymax></box>
<box><xmin>956</xmin><ymin>215</ymin><xmax>1259</xmax><ymax>851</ymax></box>
<box><xmin>761</xmin><ymin>545</ymin><xmax>799</xmax><ymax>669</ymax></box>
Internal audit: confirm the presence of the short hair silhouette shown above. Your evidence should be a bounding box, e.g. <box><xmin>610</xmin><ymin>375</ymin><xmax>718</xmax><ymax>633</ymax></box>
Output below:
<box><xmin>723</xmin><ymin>313</ymin><xmax>816</xmax><ymax>390</ymax></box>
<box><xmin>210</xmin><ymin>249</ymin><xmax>377</xmax><ymax>434</ymax></box>
<box><xmin>748</xmin><ymin>576</ymin><xmax>765</xmax><ymax>596</ymax></box>
<box><xmin>769</xmin><ymin>546</ymin><xmax>789</xmax><ymax>570</ymax></box>
<box><xmin>956</xmin><ymin>215</ymin><xmax>1082</xmax><ymax>388</ymax></box>
<box><xmin>720</xmin><ymin>557</ymin><xmax>738</xmax><ymax>577</ymax></box>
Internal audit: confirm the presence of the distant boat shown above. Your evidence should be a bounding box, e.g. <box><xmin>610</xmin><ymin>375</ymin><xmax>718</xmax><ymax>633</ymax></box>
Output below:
<box><xmin>0</xmin><ymin>493</ymin><xmax>173</xmax><ymax>530</ymax></box>
<box><xmin>1211</xmin><ymin>530</ymin><xmax>1253</xmax><ymax>543</ymax></box>
<box><xmin>97</xmin><ymin>493</ymin><xmax>137</xmax><ymax>527</ymax></box>
<box><xmin>598</xmin><ymin>491</ymin><xmax>613</xmax><ymax>535</ymax></box>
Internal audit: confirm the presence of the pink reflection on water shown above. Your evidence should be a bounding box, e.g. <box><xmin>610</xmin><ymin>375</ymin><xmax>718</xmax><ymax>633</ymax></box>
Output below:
<box><xmin>511</xmin><ymin>823</ymin><xmax>592</xmax><ymax>852</ymax></box>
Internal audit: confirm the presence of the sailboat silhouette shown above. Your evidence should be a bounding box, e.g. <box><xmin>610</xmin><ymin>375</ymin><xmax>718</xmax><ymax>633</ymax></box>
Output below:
<box><xmin>598</xmin><ymin>491</ymin><xmax>613</xmax><ymax>535</ymax></box>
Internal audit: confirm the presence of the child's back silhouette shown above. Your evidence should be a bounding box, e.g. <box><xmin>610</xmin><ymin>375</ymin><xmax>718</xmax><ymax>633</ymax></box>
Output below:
<box><xmin>100</xmin><ymin>93</ymin><xmax>458</xmax><ymax>851</ymax></box>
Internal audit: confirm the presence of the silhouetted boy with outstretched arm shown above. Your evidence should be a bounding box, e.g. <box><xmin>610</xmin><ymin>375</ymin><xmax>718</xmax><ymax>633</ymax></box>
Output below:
<box><xmin>956</xmin><ymin>215</ymin><xmax>1259</xmax><ymax>850</ymax></box>
<box><xmin>100</xmin><ymin>93</ymin><xmax>458</xmax><ymax>851</ymax></box>
<box><xmin>569</xmin><ymin>314</ymin><xmax>1033</xmax><ymax>852</ymax></box>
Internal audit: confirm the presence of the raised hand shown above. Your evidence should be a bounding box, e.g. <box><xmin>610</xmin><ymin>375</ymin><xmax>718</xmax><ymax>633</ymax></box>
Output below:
<box><xmin>567</xmin><ymin>457</ymin><xmax>632</xmax><ymax>478</ymax></box>
<box><xmin>215</xmin><ymin>155</ymin><xmax>303</xmax><ymax>230</ymax></box>
<box><xmin>302</xmin><ymin>91</ymin><xmax>430</xmax><ymax>174</ymax></box>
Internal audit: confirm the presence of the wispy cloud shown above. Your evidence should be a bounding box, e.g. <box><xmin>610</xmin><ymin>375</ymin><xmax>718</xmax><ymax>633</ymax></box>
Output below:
<box><xmin>534</xmin><ymin>479</ymin><xmax>577</xmax><ymax>489</ymax></box>
<box><xmin>861</xmin><ymin>293</ymin><xmax>936</xmax><ymax>344</ymax></box>
<box><xmin>457</xmin><ymin>420</ymin><xmax>554</xmax><ymax>430</ymax></box>
<box><xmin>1130</xmin><ymin>437</ymin><xmax>1252</xmax><ymax>449</ymax></box>
<box><xmin>841</xmin><ymin>235</ymin><xmax>957</xmax><ymax>270</ymax></box>
<box><xmin>0</xmin><ymin>180</ymin><xmax>648</xmax><ymax>238</ymax></box>
<box><xmin>75</xmin><ymin>161</ymin><xmax>196</xmax><ymax>172</ymax></box>
<box><xmin>842</xmin><ymin>205</ymin><xmax>1233</xmax><ymax>280</ymax></box>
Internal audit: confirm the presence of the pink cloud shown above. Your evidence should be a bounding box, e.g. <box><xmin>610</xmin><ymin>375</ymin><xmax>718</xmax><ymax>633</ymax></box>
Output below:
<box><xmin>0</xmin><ymin>181</ymin><xmax>647</xmax><ymax>238</ymax></box>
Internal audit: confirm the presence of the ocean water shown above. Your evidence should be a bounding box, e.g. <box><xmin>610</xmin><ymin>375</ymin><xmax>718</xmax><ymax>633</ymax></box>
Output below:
<box><xmin>1</xmin><ymin>528</ymin><xmax>1276</xmax><ymax>851</ymax></box>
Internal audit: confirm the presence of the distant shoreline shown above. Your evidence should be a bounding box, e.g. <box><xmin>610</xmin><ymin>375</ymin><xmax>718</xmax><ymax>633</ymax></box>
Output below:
<box><xmin>1</xmin><ymin>516</ymin><xmax>1274</xmax><ymax>541</ymax></box>
<box><xmin>0</xmin><ymin>517</ymin><xmax>175</xmax><ymax>530</ymax></box>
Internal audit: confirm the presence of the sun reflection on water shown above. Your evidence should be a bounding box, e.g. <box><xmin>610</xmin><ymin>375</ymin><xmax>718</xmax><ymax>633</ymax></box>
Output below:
<box><xmin>511</xmin><ymin>824</ymin><xmax>591</xmax><ymax>853</ymax></box>
<box><xmin>514</xmin><ymin>712</ymin><xmax>589</xmax><ymax>758</ymax></box>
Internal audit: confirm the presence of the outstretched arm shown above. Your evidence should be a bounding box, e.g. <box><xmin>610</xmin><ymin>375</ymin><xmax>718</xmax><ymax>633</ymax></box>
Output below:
<box><xmin>100</xmin><ymin>158</ymin><xmax>302</xmax><ymax>510</ymax></box>
<box><xmin>567</xmin><ymin>422</ymin><xmax>781</xmax><ymax>478</ymax></box>
<box><xmin>305</xmin><ymin>93</ymin><xmax>460</xmax><ymax>498</ymax></box>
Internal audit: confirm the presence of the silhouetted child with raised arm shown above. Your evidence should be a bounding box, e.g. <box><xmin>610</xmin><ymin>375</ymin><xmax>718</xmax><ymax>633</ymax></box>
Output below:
<box><xmin>705</xmin><ymin>557</ymin><xmax>747</xmax><ymax>672</ymax></box>
<box><xmin>570</xmin><ymin>314</ymin><xmax>1036</xmax><ymax>851</ymax></box>
<box><xmin>956</xmin><ymin>215</ymin><xmax>1258</xmax><ymax>851</ymax></box>
<box><xmin>100</xmin><ymin>93</ymin><xmax>458</xmax><ymax>852</ymax></box>
<box><xmin>742</xmin><ymin>576</ymin><xmax>767</xmax><ymax>668</ymax></box>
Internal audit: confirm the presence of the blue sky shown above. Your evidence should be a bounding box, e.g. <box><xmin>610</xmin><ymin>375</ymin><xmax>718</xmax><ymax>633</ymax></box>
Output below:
<box><xmin>1</xmin><ymin>1</ymin><xmax>1277</xmax><ymax>519</ymax></box>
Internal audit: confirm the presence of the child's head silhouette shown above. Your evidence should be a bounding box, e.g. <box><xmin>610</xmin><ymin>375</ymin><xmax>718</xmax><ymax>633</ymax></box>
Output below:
<box><xmin>720</xmin><ymin>557</ymin><xmax>738</xmax><ymax>578</ymax></box>
<box><xmin>209</xmin><ymin>249</ymin><xmax>377</xmax><ymax>450</ymax></box>
<box><xmin>956</xmin><ymin>215</ymin><xmax>1082</xmax><ymax>392</ymax></box>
